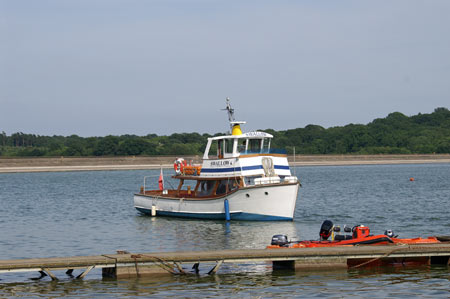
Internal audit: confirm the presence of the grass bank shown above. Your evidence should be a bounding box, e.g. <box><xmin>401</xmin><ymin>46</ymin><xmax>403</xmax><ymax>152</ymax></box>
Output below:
<box><xmin>0</xmin><ymin>154</ymin><xmax>449</xmax><ymax>173</ymax></box>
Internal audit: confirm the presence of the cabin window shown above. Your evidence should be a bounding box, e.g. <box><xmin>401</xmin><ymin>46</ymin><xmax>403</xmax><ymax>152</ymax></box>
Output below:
<box><xmin>248</xmin><ymin>139</ymin><xmax>261</xmax><ymax>153</ymax></box>
<box><xmin>217</xmin><ymin>140</ymin><xmax>223</xmax><ymax>158</ymax></box>
<box><xmin>229</xmin><ymin>179</ymin><xmax>240</xmax><ymax>191</ymax></box>
<box><xmin>207</xmin><ymin>140</ymin><xmax>218</xmax><ymax>158</ymax></box>
<box><xmin>245</xmin><ymin>176</ymin><xmax>256</xmax><ymax>186</ymax></box>
<box><xmin>238</xmin><ymin>139</ymin><xmax>247</xmax><ymax>153</ymax></box>
<box><xmin>262</xmin><ymin>138</ymin><xmax>270</xmax><ymax>152</ymax></box>
<box><xmin>225</xmin><ymin>139</ymin><xmax>234</xmax><ymax>154</ymax></box>
<box><xmin>216</xmin><ymin>180</ymin><xmax>227</xmax><ymax>195</ymax></box>
<box><xmin>216</xmin><ymin>179</ymin><xmax>240</xmax><ymax>195</ymax></box>
<box><xmin>198</xmin><ymin>180</ymin><xmax>216</xmax><ymax>196</ymax></box>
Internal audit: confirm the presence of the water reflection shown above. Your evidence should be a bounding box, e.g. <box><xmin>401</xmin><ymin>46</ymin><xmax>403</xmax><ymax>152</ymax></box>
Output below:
<box><xmin>1</xmin><ymin>266</ymin><xmax>448</xmax><ymax>298</ymax></box>
<box><xmin>133</xmin><ymin>215</ymin><xmax>298</xmax><ymax>251</ymax></box>
<box><xmin>1</xmin><ymin>164</ymin><xmax>450</xmax><ymax>297</ymax></box>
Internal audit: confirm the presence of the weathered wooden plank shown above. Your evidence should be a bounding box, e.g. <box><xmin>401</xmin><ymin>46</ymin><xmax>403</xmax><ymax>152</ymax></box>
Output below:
<box><xmin>105</xmin><ymin>244</ymin><xmax>450</xmax><ymax>264</ymax></box>
<box><xmin>0</xmin><ymin>255</ymin><xmax>115</xmax><ymax>271</ymax></box>
<box><xmin>0</xmin><ymin>244</ymin><xmax>448</xmax><ymax>276</ymax></box>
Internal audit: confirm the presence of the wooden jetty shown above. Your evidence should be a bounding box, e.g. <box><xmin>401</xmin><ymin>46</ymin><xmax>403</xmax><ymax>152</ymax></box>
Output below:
<box><xmin>1</xmin><ymin>244</ymin><xmax>449</xmax><ymax>280</ymax></box>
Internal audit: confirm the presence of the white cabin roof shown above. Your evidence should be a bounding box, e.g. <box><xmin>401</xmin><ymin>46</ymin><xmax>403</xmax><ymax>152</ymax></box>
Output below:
<box><xmin>208</xmin><ymin>131</ymin><xmax>273</xmax><ymax>141</ymax></box>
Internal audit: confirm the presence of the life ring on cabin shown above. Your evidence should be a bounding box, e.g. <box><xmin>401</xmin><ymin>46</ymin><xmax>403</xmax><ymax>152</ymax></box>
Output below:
<box><xmin>173</xmin><ymin>158</ymin><xmax>186</xmax><ymax>175</ymax></box>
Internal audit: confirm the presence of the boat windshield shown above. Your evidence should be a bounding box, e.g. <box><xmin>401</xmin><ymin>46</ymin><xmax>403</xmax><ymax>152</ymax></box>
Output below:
<box><xmin>225</xmin><ymin>139</ymin><xmax>233</xmax><ymax>155</ymax></box>
<box><xmin>206</xmin><ymin>140</ymin><xmax>219</xmax><ymax>158</ymax></box>
<box><xmin>248</xmin><ymin>139</ymin><xmax>261</xmax><ymax>152</ymax></box>
<box><xmin>204</xmin><ymin>135</ymin><xmax>277</xmax><ymax>158</ymax></box>
<box><xmin>207</xmin><ymin>138</ymin><xmax>236</xmax><ymax>158</ymax></box>
<box><xmin>237</xmin><ymin>138</ymin><xmax>246</xmax><ymax>153</ymax></box>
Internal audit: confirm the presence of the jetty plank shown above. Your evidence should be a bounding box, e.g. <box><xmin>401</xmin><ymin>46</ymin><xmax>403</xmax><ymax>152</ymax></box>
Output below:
<box><xmin>0</xmin><ymin>255</ymin><xmax>115</xmax><ymax>272</ymax></box>
<box><xmin>100</xmin><ymin>244</ymin><xmax>450</xmax><ymax>264</ymax></box>
<box><xmin>1</xmin><ymin>244</ymin><xmax>449</xmax><ymax>277</ymax></box>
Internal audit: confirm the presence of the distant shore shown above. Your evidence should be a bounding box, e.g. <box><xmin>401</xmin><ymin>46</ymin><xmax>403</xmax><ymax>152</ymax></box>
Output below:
<box><xmin>0</xmin><ymin>154</ymin><xmax>449</xmax><ymax>173</ymax></box>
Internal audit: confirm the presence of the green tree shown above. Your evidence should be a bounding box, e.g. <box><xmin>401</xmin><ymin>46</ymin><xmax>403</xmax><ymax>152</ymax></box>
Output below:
<box><xmin>117</xmin><ymin>138</ymin><xmax>148</xmax><ymax>155</ymax></box>
<box><xmin>93</xmin><ymin>136</ymin><xmax>119</xmax><ymax>156</ymax></box>
<box><xmin>1</xmin><ymin>106</ymin><xmax>449</xmax><ymax>157</ymax></box>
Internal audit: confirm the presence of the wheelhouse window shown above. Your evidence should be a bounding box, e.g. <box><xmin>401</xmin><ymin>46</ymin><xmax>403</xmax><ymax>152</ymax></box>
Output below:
<box><xmin>225</xmin><ymin>138</ymin><xmax>234</xmax><ymax>155</ymax></box>
<box><xmin>238</xmin><ymin>138</ymin><xmax>247</xmax><ymax>153</ymax></box>
<box><xmin>207</xmin><ymin>140</ymin><xmax>218</xmax><ymax>159</ymax></box>
<box><xmin>262</xmin><ymin>138</ymin><xmax>270</xmax><ymax>152</ymax></box>
<box><xmin>207</xmin><ymin>138</ymin><xmax>235</xmax><ymax>159</ymax></box>
<box><xmin>217</xmin><ymin>140</ymin><xmax>223</xmax><ymax>158</ymax></box>
<box><xmin>248</xmin><ymin>139</ymin><xmax>262</xmax><ymax>153</ymax></box>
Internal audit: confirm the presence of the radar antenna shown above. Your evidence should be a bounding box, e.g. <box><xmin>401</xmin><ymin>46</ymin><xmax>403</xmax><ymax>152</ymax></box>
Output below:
<box><xmin>222</xmin><ymin>97</ymin><xmax>246</xmax><ymax>134</ymax></box>
<box><xmin>222</xmin><ymin>97</ymin><xmax>235</xmax><ymax>131</ymax></box>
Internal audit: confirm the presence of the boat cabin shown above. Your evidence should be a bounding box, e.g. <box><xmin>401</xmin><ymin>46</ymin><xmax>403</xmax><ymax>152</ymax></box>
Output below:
<box><xmin>163</xmin><ymin>123</ymin><xmax>291</xmax><ymax>198</ymax></box>
<box><xmin>203</xmin><ymin>131</ymin><xmax>273</xmax><ymax>160</ymax></box>
<box><xmin>145</xmin><ymin>109</ymin><xmax>291</xmax><ymax>199</ymax></box>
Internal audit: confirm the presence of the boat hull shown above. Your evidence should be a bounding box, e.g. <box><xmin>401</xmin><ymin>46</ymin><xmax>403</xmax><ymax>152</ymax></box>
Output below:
<box><xmin>134</xmin><ymin>183</ymin><xmax>299</xmax><ymax>221</ymax></box>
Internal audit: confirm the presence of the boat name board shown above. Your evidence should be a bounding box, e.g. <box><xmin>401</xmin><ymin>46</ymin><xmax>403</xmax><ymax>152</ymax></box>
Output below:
<box><xmin>210</xmin><ymin>160</ymin><xmax>234</xmax><ymax>167</ymax></box>
<box><xmin>244</xmin><ymin>131</ymin><xmax>270</xmax><ymax>138</ymax></box>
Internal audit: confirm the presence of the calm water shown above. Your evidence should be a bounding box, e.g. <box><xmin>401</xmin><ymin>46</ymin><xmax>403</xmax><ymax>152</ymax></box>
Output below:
<box><xmin>1</xmin><ymin>164</ymin><xmax>449</xmax><ymax>298</ymax></box>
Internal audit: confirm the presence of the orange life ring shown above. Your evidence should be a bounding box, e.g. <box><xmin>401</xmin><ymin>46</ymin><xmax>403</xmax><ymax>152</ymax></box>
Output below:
<box><xmin>173</xmin><ymin>158</ymin><xmax>186</xmax><ymax>175</ymax></box>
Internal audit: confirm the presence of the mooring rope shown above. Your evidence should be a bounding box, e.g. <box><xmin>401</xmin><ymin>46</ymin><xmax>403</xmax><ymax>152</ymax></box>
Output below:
<box><xmin>104</xmin><ymin>252</ymin><xmax>184</xmax><ymax>275</ymax></box>
<box><xmin>349</xmin><ymin>244</ymin><xmax>408</xmax><ymax>269</ymax></box>
<box><xmin>139</xmin><ymin>254</ymin><xmax>186</xmax><ymax>275</ymax></box>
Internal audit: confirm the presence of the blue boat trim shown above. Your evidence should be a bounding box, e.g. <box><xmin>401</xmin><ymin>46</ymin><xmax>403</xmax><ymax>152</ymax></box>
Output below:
<box><xmin>274</xmin><ymin>165</ymin><xmax>290</xmax><ymax>170</ymax></box>
<box><xmin>201</xmin><ymin>165</ymin><xmax>290</xmax><ymax>173</ymax></box>
<box><xmin>135</xmin><ymin>207</ymin><xmax>292</xmax><ymax>221</ymax></box>
<box><xmin>200</xmin><ymin>167</ymin><xmax>242</xmax><ymax>173</ymax></box>
<box><xmin>242</xmin><ymin>165</ymin><xmax>263</xmax><ymax>171</ymax></box>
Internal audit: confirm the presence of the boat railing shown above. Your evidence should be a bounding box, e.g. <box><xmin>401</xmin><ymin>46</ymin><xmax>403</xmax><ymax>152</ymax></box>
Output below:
<box><xmin>142</xmin><ymin>174</ymin><xmax>175</xmax><ymax>194</ymax></box>
<box><xmin>240</xmin><ymin>148</ymin><xmax>287</xmax><ymax>155</ymax></box>
<box><xmin>142</xmin><ymin>176</ymin><xmax>153</xmax><ymax>194</ymax></box>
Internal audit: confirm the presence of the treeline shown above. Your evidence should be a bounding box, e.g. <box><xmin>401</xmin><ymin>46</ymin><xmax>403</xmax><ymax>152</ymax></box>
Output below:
<box><xmin>0</xmin><ymin>132</ymin><xmax>209</xmax><ymax>157</ymax></box>
<box><xmin>269</xmin><ymin>107</ymin><xmax>450</xmax><ymax>155</ymax></box>
<box><xmin>1</xmin><ymin>107</ymin><xmax>449</xmax><ymax>157</ymax></box>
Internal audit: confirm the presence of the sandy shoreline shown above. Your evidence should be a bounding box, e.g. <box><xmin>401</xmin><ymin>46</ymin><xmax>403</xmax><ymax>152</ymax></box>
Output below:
<box><xmin>0</xmin><ymin>154</ymin><xmax>449</xmax><ymax>173</ymax></box>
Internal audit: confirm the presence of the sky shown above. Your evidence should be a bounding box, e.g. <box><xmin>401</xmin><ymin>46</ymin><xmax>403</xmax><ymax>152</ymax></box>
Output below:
<box><xmin>1</xmin><ymin>0</ymin><xmax>449</xmax><ymax>137</ymax></box>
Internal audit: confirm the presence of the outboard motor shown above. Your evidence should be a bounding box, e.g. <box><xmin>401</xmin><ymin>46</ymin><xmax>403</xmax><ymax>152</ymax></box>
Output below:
<box><xmin>271</xmin><ymin>234</ymin><xmax>289</xmax><ymax>246</ymax></box>
<box><xmin>384</xmin><ymin>230</ymin><xmax>395</xmax><ymax>238</ymax></box>
<box><xmin>319</xmin><ymin>220</ymin><xmax>334</xmax><ymax>240</ymax></box>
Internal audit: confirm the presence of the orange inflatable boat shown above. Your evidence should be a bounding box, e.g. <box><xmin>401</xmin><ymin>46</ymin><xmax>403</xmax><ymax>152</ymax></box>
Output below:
<box><xmin>268</xmin><ymin>220</ymin><xmax>445</xmax><ymax>249</ymax></box>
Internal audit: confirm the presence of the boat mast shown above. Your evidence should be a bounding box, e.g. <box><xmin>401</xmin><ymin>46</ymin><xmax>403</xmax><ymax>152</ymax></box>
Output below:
<box><xmin>223</xmin><ymin>97</ymin><xmax>235</xmax><ymax>132</ymax></box>
<box><xmin>223</xmin><ymin>97</ymin><xmax>246</xmax><ymax>135</ymax></box>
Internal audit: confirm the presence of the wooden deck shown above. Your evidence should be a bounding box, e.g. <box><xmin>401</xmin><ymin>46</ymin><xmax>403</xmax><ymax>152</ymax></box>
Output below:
<box><xmin>1</xmin><ymin>243</ymin><xmax>449</xmax><ymax>280</ymax></box>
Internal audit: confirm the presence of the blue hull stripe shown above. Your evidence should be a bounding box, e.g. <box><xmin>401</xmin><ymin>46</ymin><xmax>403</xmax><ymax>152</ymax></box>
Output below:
<box><xmin>275</xmin><ymin>165</ymin><xmax>290</xmax><ymax>170</ymax></box>
<box><xmin>201</xmin><ymin>165</ymin><xmax>290</xmax><ymax>173</ymax></box>
<box><xmin>135</xmin><ymin>207</ymin><xmax>292</xmax><ymax>221</ymax></box>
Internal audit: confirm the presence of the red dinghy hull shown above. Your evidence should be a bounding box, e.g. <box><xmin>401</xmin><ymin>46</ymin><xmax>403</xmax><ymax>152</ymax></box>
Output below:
<box><xmin>268</xmin><ymin>235</ymin><xmax>440</xmax><ymax>249</ymax></box>
<box><xmin>268</xmin><ymin>220</ymin><xmax>442</xmax><ymax>249</ymax></box>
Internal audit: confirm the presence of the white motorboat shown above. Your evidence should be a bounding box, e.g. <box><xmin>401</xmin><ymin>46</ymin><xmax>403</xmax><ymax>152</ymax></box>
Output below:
<box><xmin>133</xmin><ymin>99</ymin><xmax>300</xmax><ymax>221</ymax></box>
